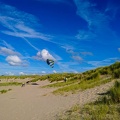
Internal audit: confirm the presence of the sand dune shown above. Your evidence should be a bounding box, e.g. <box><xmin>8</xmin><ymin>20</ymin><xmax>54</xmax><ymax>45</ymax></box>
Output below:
<box><xmin>0</xmin><ymin>80</ymin><xmax>114</xmax><ymax>120</ymax></box>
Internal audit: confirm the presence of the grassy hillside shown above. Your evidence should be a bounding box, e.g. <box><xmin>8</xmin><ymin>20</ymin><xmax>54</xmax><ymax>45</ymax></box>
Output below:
<box><xmin>57</xmin><ymin>80</ymin><xmax>120</xmax><ymax>120</ymax></box>
<box><xmin>43</xmin><ymin>62</ymin><xmax>120</xmax><ymax>94</ymax></box>
<box><xmin>0</xmin><ymin>62</ymin><xmax>120</xmax><ymax>90</ymax></box>
<box><xmin>1</xmin><ymin>62</ymin><xmax>120</xmax><ymax>81</ymax></box>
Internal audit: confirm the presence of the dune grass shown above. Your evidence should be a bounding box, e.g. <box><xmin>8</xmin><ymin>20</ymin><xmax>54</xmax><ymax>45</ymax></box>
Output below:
<box><xmin>43</xmin><ymin>79</ymin><xmax>79</xmax><ymax>88</ymax></box>
<box><xmin>0</xmin><ymin>75</ymin><xmax>41</xmax><ymax>81</ymax></box>
<box><xmin>108</xmin><ymin>80</ymin><xmax>120</xmax><ymax>103</ymax></box>
<box><xmin>0</xmin><ymin>89</ymin><xmax>12</xmax><ymax>94</ymax></box>
<box><xmin>57</xmin><ymin>81</ymin><xmax>120</xmax><ymax>120</ymax></box>
<box><xmin>0</xmin><ymin>82</ymin><xmax>22</xmax><ymax>86</ymax></box>
<box><xmin>31</xmin><ymin>77</ymin><xmax>41</xmax><ymax>82</ymax></box>
<box><xmin>58</xmin><ymin>103</ymin><xmax>120</xmax><ymax>120</ymax></box>
<box><xmin>53</xmin><ymin>78</ymin><xmax>112</xmax><ymax>95</ymax></box>
<box><xmin>50</xmin><ymin>62</ymin><xmax>120</xmax><ymax>95</ymax></box>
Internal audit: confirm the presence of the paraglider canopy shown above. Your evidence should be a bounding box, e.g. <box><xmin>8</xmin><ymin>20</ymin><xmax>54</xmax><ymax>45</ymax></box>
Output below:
<box><xmin>46</xmin><ymin>59</ymin><xmax>54</xmax><ymax>68</ymax></box>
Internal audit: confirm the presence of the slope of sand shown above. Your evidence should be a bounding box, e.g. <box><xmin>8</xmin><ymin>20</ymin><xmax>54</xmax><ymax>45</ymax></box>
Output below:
<box><xmin>0</xmin><ymin>80</ymin><xmax>114</xmax><ymax>120</ymax></box>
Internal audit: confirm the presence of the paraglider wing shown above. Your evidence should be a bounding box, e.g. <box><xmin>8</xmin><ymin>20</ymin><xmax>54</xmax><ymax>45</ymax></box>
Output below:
<box><xmin>46</xmin><ymin>59</ymin><xmax>54</xmax><ymax>68</ymax></box>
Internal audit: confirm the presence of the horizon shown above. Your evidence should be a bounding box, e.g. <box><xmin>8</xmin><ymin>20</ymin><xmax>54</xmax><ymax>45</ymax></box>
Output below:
<box><xmin>0</xmin><ymin>0</ymin><xmax>120</xmax><ymax>75</ymax></box>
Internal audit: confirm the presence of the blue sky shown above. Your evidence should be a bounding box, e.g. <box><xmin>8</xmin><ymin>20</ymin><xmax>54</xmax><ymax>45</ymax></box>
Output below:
<box><xmin>0</xmin><ymin>0</ymin><xmax>120</xmax><ymax>75</ymax></box>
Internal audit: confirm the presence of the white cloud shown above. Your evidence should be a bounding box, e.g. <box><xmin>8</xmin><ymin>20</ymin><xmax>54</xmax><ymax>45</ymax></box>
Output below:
<box><xmin>6</xmin><ymin>55</ymin><xmax>22</xmax><ymax>66</ymax></box>
<box><xmin>80</xmin><ymin>52</ymin><xmax>93</xmax><ymax>56</ymax></box>
<box><xmin>57</xmin><ymin>61</ymin><xmax>79</xmax><ymax>71</ymax></box>
<box><xmin>72</xmin><ymin>55</ymin><xmax>83</xmax><ymax>62</ymax></box>
<box><xmin>76</xmin><ymin>30</ymin><xmax>96</xmax><ymax>40</ymax></box>
<box><xmin>33</xmin><ymin>49</ymin><xmax>56</xmax><ymax>61</ymax></box>
<box><xmin>73</xmin><ymin>70</ymin><xmax>78</xmax><ymax>73</ymax></box>
<box><xmin>105</xmin><ymin>0</ymin><xmax>120</xmax><ymax>19</ymax></box>
<box><xmin>74</xmin><ymin>0</ymin><xmax>108</xmax><ymax>29</ymax></box>
<box><xmin>53</xmin><ymin>70</ymin><xmax>57</xmax><ymax>73</ymax></box>
<box><xmin>61</xmin><ymin>45</ymin><xmax>75</xmax><ymax>52</ymax></box>
<box><xmin>0</xmin><ymin>47</ymin><xmax>20</xmax><ymax>56</ymax></box>
<box><xmin>2</xmin><ymin>40</ymin><xmax>14</xmax><ymax>50</ymax></box>
<box><xmin>0</xmin><ymin>4</ymin><xmax>52</xmax><ymax>51</ymax></box>
<box><xmin>5</xmin><ymin>72</ymin><xmax>14</xmax><ymax>76</ymax></box>
<box><xmin>87</xmin><ymin>61</ymin><xmax>102</xmax><ymax>67</ymax></box>
<box><xmin>1</xmin><ymin>23</ymin><xmax>51</xmax><ymax>41</ymax></box>
<box><xmin>0</xmin><ymin>16</ymin><xmax>51</xmax><ymax>41</ymax></box>
<box><xmin>87</xmin><ymin>57</ymin><xmax>118</xmax><ymax>67</ymax></box>
<box><xmin>19</xmin><ymin>72</ymin><xmax>25</xmax><ymax>75</ymax></box>
<box><xmin>74</xmin><ymin>0</ymin><xmax>118</xmax><ymax>43</ymax></box>
<box><xmin>41</xmin><ymin>71</ymin><xmax>46</xmax><ymax>74</ymax></box>
<box><xmin>0</xmin><ymin>42</ymin><xmax>29</xmax><ymax>67</ymax></box>
<box><xmin>62</xmin><ymin>44</ymin><xmax>84</xmax><ymax>62</ymax></box>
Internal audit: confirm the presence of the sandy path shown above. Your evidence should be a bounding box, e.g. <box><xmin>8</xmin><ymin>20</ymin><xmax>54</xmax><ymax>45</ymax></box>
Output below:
<box><xmin>0</xmin><ymin>80</ymin><xmax>115</xmax><ymax>120</ymax></box>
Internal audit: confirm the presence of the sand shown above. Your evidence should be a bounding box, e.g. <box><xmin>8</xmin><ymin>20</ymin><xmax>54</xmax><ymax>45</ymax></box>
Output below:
<box><xmin>0</xmin><ymin>79</ymin><xmax>115</xmax><ymax>120</ymax></box>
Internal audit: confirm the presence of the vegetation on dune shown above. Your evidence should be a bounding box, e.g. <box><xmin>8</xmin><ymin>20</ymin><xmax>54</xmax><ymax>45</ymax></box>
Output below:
<box><xmin>57</xmin><ymin>81</ymin><xmax>120</xmax><ymax>120</ymax></box>
<box><xmin>42</xmin><ymin>62</ymin><xmax>120</xmax><ymax>94</ymax></box>
<box><xmin>0</xmin><ymin>82</ymin><xmax>22</xmax><ymax>86</ymax></box>
<box><xmin>0</xmin><ymin>62</ymin><xmax>120</xmax><ymax>94</ymax></box>
<box><xmin>43</xmin><ymin>73</ymin><xmax>81</xmax><ymax>82</ymax></box>
<box><xmin>0</xmin><ymin>89</ymin><xmax>12</xmax><ymax>94</ymax></box>
<box><xmin>0</xmin><ymin>73</ymin><xmax>80</xmax><ymax>83</ymax></box>
<box><xmin>43</xmin><ymin>78</ymin><xmax>79</xmax><ymax>88</ymax></box>
<box><xmin>108</xmin><ymin>80</ymin><xmax>120</xmax><ymax>103</ymax></box>
<box><xmin>30</xmin><ymin>76</ymin><xmax>43</xmax><ymax>82</ymax></box>
<box><xmin>0</xmin><ymin>62</ymin><xmax>120</xmax><ymax>119</ymax></box>
<box><xmin>0</xmin><ymin>75</ymin><xmax>40</xmax><ymax>80</ymax></box>
<box><xmin>53</xmin><ymin>77</ymin><xmax>112</xmax><ymax>95</ymax></box>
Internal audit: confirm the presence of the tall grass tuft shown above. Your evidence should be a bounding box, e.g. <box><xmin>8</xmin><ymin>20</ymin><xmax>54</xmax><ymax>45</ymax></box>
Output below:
<box><xmin>0</xmin><ymin>82</ymin><xmax>22</xmax><ymax>86</ymax></box>
<box><xmin>0</xmin><ymin>89</ymin><xmax>12</xmax><ymax>94</ymax></box>
<box><xmin>0</xmin><ymin>89</ymin><xmax>7</xmax><ymax>94</ymax></box>
<box><xmin>108</xmin><ymin>81</ymin><xmax>120</xmax><ymax>103</ymax></box>
<box><xmin>112</xmin><ymin>68</ymin><xmax>120</xmax><ymax>78</ymax></box>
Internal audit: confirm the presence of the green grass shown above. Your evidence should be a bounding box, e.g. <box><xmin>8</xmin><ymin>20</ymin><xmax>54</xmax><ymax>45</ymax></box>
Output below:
<box><xmin>0</xmin><ymin>75</ymin><xmax>40</xmax><ymax>79</ymax></box>
<box><xmin>43</xmin><ymin>79</ymin><xmax>79</xmax><ymax>88</ymax></box>
<box><xmin>0</xmin><ymin>89</ymin><xmax>12</xmax><ymax>94</ymax></box>
<box><xmin>53</xmin><ymin>78</ymin><xmax>112</xmax><ymax>95</ymax></box>
<box><xmin>57</xmin><ymin>103</ymin><xmax>120</xmax><ymax>120</ymax></box>
<box><xmin>57</xmin><ymin>81</ymin><xmax>120</xmax><ymax>120</ymax></box>
<box><xmin>31</xmin><ymin>77</ymin><xmax>41</xmax><ymax>82</ymax></box>
<box><xmin>108</xmin><ymin>80</ymin><xmax>120</xmax><ymax>103</ymax></box>
<box><xmin>0</xmin><ymin>82</ymin><xmax>22</xmax><ymax>86</ymax></box>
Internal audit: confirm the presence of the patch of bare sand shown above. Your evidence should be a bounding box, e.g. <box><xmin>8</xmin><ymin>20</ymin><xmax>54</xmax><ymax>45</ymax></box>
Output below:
<box><xmin>0</xmin><ymin>80</ymin><xmax>115</xmax><ymax>120</ymax></box>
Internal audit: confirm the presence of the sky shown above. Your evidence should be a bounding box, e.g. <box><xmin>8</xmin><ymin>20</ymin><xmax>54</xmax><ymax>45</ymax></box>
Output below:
<box><xmin>0</xmin><ymin>0</ymin><xmax>120</xmax><ymax>75</ymax></box>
